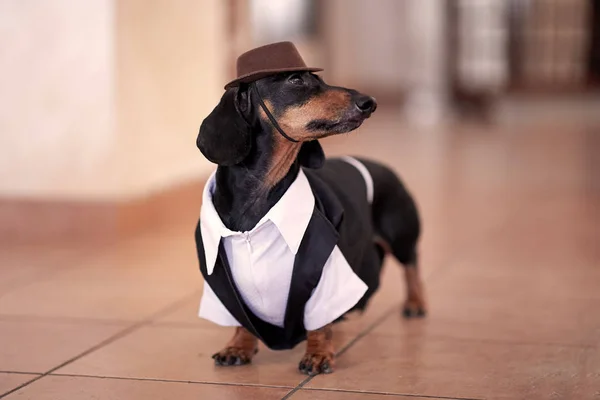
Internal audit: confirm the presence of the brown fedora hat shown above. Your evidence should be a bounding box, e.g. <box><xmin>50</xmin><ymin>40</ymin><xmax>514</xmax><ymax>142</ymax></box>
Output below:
<box><xmin>224</xmin><ymin>41</ymin><xmax>323</xmax><ymax>89</ymax></box>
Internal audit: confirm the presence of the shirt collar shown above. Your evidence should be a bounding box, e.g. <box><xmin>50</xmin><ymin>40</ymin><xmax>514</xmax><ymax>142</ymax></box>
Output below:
<box><xmin>200</xmin><ymin>169</ymin><xmax>315</xmax><ymax>275</ymax></box>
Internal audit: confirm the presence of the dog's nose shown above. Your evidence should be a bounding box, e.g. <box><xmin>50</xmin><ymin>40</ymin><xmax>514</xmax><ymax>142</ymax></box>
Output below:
<box><xmin>355</xmin><ymin>96</ymin><xmax>377</xmax><ymax>114</ymax></box>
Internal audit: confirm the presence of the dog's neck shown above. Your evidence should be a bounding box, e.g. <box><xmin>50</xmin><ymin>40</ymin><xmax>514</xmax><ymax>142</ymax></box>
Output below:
<box><xmin>212</xmin><ymin>125</ymin><xmax>302</xmax><ymax>232</ymax></box>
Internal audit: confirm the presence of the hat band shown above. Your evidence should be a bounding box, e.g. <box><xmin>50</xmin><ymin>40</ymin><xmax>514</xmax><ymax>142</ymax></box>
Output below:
<box><xmin>252</xmin><ymin>83</ymin><xmax>299</xmax><ymax>143</ymax></box>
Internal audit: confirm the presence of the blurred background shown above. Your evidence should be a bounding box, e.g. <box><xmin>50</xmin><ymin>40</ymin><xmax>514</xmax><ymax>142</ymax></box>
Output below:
<box><xmin>0</xmin><ymin>0</ymin><xmax>598</xmax><ymax>242</ymax></box>
<box><xmin>1</xmin><ymin>1</ymin><xmax>599</xmax><ymax>398</ymax></box>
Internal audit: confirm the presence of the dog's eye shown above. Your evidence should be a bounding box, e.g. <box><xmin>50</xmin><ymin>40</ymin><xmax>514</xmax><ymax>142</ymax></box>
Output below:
<box><xmin>288</xmin><ymin>74</ymin><xmax>305</xmax><ymax>86</ymax></box>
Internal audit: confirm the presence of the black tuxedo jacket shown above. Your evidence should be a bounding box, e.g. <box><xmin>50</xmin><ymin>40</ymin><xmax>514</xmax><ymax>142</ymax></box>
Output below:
<box><xmin>195</xmin><ymin>159</ymin><xmax>382</xmax><ymax>350</ymax></box>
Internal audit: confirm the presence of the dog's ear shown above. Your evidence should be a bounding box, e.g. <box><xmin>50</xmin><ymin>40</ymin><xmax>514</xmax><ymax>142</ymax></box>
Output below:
<box><xmin>197</xmin><ymin>87</ymin><xmax>252</xmax><ymax>166</ymax></box>
<box><xmin>298</xmin><ymin>140</ymin><xmax>325</xmax><ymax>169</ymax></box>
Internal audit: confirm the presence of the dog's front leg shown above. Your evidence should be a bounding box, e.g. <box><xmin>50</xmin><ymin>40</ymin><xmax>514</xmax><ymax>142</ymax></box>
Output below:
<box><xmin>212</xmin><ymin>327</ymin><xmax>258</xmax><ymax>366</ymax></box>
<box><xmin>298</xmin><ymin>324</ymin><xmax>335</xmax><ymax>375</ymax></box>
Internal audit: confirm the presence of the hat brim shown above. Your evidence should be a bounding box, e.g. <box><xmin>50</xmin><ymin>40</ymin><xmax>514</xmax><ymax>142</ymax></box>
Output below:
<box><xmin>224</xmin><ymin>67</ymin><xmax>323</xmax><ymax>90</ymax></box>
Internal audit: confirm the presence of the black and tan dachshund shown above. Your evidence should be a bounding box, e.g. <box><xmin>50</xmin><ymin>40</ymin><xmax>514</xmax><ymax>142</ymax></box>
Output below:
<box><xmin>196</xmin><ymin>71</ymin><xmax>426</xmax><ymax>375</ymax></box>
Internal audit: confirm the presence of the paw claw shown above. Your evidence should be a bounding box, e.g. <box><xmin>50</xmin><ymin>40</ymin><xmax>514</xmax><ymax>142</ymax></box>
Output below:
<box><xmin>212</xmin><ymin>347</ymin><xmax>254</xmax><ymax>367</ymax></box>
<box><xmin>213</xmin><ymin>355</ymin><xmax>225</xmax><ymax>366</ymax></box>
<box><xmin>402</xmin><ymin>300</ymin><xmax>427</xmax><ymax>319</ymax></box>
<box><xmin>298</xmin><ymin>353</ymin><xmax>335</xmax><ymax>375</ymax></box>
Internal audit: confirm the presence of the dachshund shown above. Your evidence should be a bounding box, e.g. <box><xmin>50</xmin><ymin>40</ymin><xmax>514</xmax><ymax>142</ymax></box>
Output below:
<box><xmin>195</xmin><ymin>70</ymin><xmax>426</xmax><ymax>376</ymax></box>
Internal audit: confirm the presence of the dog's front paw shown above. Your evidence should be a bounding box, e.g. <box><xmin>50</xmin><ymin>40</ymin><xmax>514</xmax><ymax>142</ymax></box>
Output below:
<box><xmin>298</xmin><ymin>352</ymin><xmax>335</xmax><ymax>375</ymax></box>
<box><xmin>212</xmin><ymin>346</ymin><xmax>257</xmax><ymax>366</ymax></box>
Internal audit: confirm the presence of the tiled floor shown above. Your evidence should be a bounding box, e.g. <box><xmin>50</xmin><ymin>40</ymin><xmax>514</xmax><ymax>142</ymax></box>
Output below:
<box><xmin>1</xmin><ymin>110</ymin><xmax>599</xmax><ymax>399</ymax></box>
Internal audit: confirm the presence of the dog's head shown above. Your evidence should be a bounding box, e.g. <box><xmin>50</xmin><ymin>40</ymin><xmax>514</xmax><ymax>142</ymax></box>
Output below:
<box><xmin>197</xmin><ymin>72</ymin><xmax>377</xmax><ymax>168</ymax></box>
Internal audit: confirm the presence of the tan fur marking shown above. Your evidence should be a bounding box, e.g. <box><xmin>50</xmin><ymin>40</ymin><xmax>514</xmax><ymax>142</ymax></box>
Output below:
<box><xmin>403</xmin><ymin>267</ymin><xmax>427</xmax><ymax>314</ymax></box>
<box><xmin>258</xmin><ymin>91</ymin><xmax>351</xmax><ymax>190</ymax></box>
<box><xmin>277</xmin><ymin>90</ymin><xmax>352</xmax><ymax>141</ymax></box>
<box><xmin>263</xmin><ymin>136</ymin><xmax>301</xmax><ymax>189</ymax></box>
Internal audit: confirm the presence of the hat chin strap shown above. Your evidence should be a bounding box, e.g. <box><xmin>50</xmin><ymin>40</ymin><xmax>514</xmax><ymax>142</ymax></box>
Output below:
<box><xmin>251</xmin><ymin>82</ymin><xmax>299</xmax><ymax>143</ymax></box>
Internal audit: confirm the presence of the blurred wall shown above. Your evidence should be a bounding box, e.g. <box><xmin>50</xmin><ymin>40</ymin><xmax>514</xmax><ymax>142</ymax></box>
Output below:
<box><xmin>322</xmin><ymin>0</ymin><xmax>408</xmax><ymax>93</ymax></box>
<box><xmin>0</xmin><ymin>0</ymin><xmax>114</xmax><ymax>200</ymax></box>
<box><xmin>114</xmin><ymin>0</ymin><xmax>225</xmax><ymax>200</ymax></box>
<box><xmin>322</xmin><ymin>0</ymin><xmax>448</xmax><ymax>124</ymax></box>
<box><xmin>0</xmin><ymin>0</ymin><xmax>226</xmax><ymax>201</ymax></box>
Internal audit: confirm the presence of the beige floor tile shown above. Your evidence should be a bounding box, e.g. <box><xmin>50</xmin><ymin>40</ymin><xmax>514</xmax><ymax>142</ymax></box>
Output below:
<box><xmin>0</xmin><ymin>244</ymin><xmax>95</xmax><ymax>296</ymax></box>
<box><xmin>389</xmin><ymin>262</ymin><xmax>600</xmax><ymax>350</ymax></box>
<box><xmin>0</xmin><ymin>373</ymin><xmax>39</xmax><ymax>396</ymax></box>
<box><xmin>373</xmin><ymin>304</ymin><xmax>600</xmax><ymax>350</ymax></box>
<box><xmin>389</xmin><ymin>266</ymin><xmax>600</xmax><ymax>347</ymax></box>
<box><xmin>0</xmin><ymin>232</ymin><xmax>201</xmax><ymax>321</ymax></box>
<box><xmin>0</xmin><ymin>320</ymin><xmax>127</xmax><ymax>373</ymax></box>
<box><xmin>3</xmin><ymin>375</ymin><xmax>289</xmax><ymax>400</ymax></box>
<box><xmin>578</xmin><ymin>348</ymin><xmax>600</xmax><ymax>399</ymax></box>
<box><xmin>0</xmin><ymin>276</ymin><xmax>198</xmax><ymax>321</ymax></box>
<box><xmin>454</xmin><ymin>200</ymin><xmax>600</xmax><ymax>271</ymax></box>
<box><xmin>0</xmin><ymin>261</ymin><xmax>59</xmax><ymax>298</ymax></box>
<box><xmin>57</xmin><ymin>324</ymin><xmax>344</xmax><ymax>387</ymax></box>
<box><xmin>151</xmin><ymin>296</ymin><xmax>219</xmax><ymax>333</ymax></box>
<box><xmin>152</xmin><ymin>293</ymin><xmax>203</xmax><ymax>325</ymax></box>
<box><xmin>293</xmin><ymin>389</ymin><xmax>440</xmax><ymax>399</ymax></box>
<box><xmin>306</xmin><ymin>333</ymin><xmax>599</xmax><ymax>400</ymax></box>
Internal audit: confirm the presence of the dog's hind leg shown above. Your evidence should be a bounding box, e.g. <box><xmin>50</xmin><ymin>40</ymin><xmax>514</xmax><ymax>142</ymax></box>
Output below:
<box><xmin>386</xmin><ymin>217</ymin><xmax>427</xmax><ymax>318</ymax></box>
<box><xmin>375</xmin><ymin>235</ymin><xmax>426</xmax><ymax>318</ymax></box>
<box><xmin>362</xmin><ymin>159</ymin><xmax>427</xmax><ymax>318</ymax></box>
<box><xmin>399</xmin><ymin>251</ymin><xmax>427</xmax><ymax>318</ymax></box>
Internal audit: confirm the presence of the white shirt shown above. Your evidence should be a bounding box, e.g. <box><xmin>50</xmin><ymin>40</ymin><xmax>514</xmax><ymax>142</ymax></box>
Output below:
<box><xmin>198</xmin><ymin>160</ymin><xmax>372</xmax><ymax>331</ymax></box>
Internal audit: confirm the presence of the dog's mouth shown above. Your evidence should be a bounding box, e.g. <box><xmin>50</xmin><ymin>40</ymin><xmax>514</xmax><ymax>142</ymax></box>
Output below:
<box><xmin>305</xmin><ymin>118</ymin><xmax>363</xmax><ymax>134</ymax></box>
<box><xmin>306</xmin><ymin>112</ymin><xmax>370</xmax><ymax>135</ymax></box>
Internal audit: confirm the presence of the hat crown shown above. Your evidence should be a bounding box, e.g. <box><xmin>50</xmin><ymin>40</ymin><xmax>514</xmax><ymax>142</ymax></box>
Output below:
<box><xmin>224</xmin><ymin>41</ymin><xmax>322</xmax><ymax>89</ymax></box>
<box><xmin>236</xmin><ymin>41</ymin><xmax>307</xmax><ymax>78</ymax></box>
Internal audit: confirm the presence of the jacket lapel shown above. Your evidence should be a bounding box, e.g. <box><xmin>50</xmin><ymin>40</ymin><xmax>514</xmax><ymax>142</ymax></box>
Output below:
<box><xmin>282</xmin><ymin>207</ymin><xmax>339</xmax><ymax>337</ymax></box>
<box><xmin>195</xmin><ymin>222</ymin><xmax>259</xmax><ymax>338</ymax></box>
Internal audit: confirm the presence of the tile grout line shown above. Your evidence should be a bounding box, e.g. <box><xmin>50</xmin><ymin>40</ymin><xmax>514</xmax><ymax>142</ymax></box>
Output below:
<box><xmin>333</xmin><ymin>330</ymin><xmax>600</xmax><ymax>350</ymax></box>
<box><xmin>301</xmin><ymin>387</ymin><xmax>485</xmax><ymax>400</ymax></box>
<box><xmin>0</xmin><ymin>290</ymin><xmax>201</xmax><ymax>399</ymax></box>
<box><xmin>4</xmin><ymin>372</ymin><xmax>484</xmax><ymax>400</ymax></box>
<box><xmin>279</xmin><ymin>376</ymin><xmax>313</xmax><ymax>400</ymax></box>
<box><xmin>335</xmin><ymin>304</ymin><xmax>402</xmax><ymax>358</ymax></box>
<box><xmin>47</xmin><ymin>372</ymin><xmax>295</xmax><ymax>390</ymax></box>
<box><xmin>0</xmin><ymin>314</ymin><xmax>136</xmax><ymax>326</ymax></box>
<box><xmin>280</xmin><ymin>303</ymin><xmax>401</xmax><ymax>400</ymax></box>
<box><xmin>0</xmin><ymin>371</ymin><xmax>41</xmax><ymax>376</ymax></box>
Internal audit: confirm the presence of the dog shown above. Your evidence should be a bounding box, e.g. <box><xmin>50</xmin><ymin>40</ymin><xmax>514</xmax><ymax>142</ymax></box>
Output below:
<box><xmin>194</xmin><ymin>49</ymin><xmax>425</xmax><ymax>376</ymax></box>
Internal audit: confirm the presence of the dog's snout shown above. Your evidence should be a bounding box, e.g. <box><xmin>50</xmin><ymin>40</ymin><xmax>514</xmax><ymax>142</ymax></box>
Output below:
<box><xmin>355</xmin><ymin>96</ymin><xmax>377</xmax><ymax>114</ymax></box>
